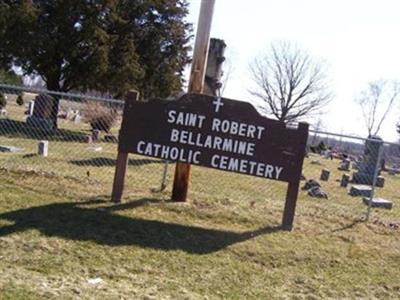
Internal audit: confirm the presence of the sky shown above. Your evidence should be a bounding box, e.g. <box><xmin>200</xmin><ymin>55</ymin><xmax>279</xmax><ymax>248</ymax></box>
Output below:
<box><xmin>186</xmin><ymin>0</ymin><xmax>400</xmax><ymax>142</ymax></box>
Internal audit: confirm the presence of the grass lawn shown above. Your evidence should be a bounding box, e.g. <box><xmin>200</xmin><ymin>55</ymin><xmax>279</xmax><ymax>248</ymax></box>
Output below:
<box><xmin>0</xmin><ymin>98</ymin><xmax>399</xmax><ymax>299</ymax></box>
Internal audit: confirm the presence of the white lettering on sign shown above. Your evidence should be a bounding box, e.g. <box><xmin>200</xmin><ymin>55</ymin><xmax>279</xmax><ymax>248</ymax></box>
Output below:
<box><xmin>138</xmin><ymin>141</ymin><xmax>284</xmax><ymax>180</ymax></box>
<box><xmin>211</xmin><ymin>118</ymin><xmax>265</xmax><ymax>139</ymax></box>
<box><xmin>169</xmin><ymin>129</ymin><xmax>256</xmax><ymax>156</ymax></box>
<box><xmin>167</xmin><ymin>110</ymin><xmax>206</xmax><ymax>128</ymax></box>
<box><xmin>211</xmin><ymin>155</ymin><xmax>283</xmax><ymax>179</ymax></box>
<box><xmin>137</xmin><ymin>140</ymin><xmax>201</xmax><ymax>164</ymax></box>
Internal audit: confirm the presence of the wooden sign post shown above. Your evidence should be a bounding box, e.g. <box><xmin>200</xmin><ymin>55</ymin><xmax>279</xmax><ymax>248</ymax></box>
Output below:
<box><xmin>172</xmin><ymin>0</ymin><xmax>216</xmax><ymax>202</ymax></box>
<box><xmin>111</xmin><ymin>93</ymin><xmax>309</xmax><ymax>230</ymax></box>
<box><xmin>111</xmin><ymin>90</ymin><xmax>139</xmax><ymax>203</ymax></box>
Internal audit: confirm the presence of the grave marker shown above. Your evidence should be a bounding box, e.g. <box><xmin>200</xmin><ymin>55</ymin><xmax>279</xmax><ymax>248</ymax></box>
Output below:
<box><xmin>38</xmin><ymin>140</ymin><xmax>48</xmax><ymax>157</ymax></box>
<box><xmin>352</xmin><ymin>137</ymin><xmax>383</xmax><ymax>184</ymax></box>
<box><xmin>320</xmin><ymin>169</ymin><xmax>330</xmax><ymax>181</ymax></box>
<box><xmin>340</xmin><ymin>174</ymin><xmax>350</xmax><ymax>188</ymax></box>
<box><xmin>350</xmin><ymin>185</ymin><xmax>372</xmax><ymax>197</ymax></box>
<box><xmin>26</xmin><ymin>94</ymin><xmax>57</xmax><ymax>130</ymax></box>
<box><xmin>363</xmin><ymin>197</ymin><xmax>393</xmax><ymax>209</ymax></box>
<box><xmin>27</xmin><ymin>100</ymin><xmax>35</xmax><ymax>116</ymax></box>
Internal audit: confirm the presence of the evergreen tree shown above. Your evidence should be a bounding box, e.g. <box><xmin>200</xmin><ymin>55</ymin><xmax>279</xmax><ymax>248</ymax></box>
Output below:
<box><xmin>0</xmin><ymin>69</ymin><xmax>22</xmax><ymax>85</ymax></box>
<box><xmin>0</xmin><ymin>0</ymin><xmax>191</xmax><ymax>124</ymax></box>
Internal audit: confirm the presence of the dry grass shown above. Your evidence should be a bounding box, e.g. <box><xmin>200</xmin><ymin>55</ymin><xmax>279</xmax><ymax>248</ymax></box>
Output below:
<box><xmin>0</xmin><ymin>98</ymin><xmax>400</xmax><ymax>299</ymax></box>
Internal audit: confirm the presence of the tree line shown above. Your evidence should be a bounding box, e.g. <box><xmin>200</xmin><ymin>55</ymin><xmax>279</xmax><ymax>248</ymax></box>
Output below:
<box><xmin>0</xmin><ymin>0</ymin><xmax>191</xmax><ymax>99</ymax></box>
<box><xmin>0</xmin><ymin>1</ymin><xmax>399</xmax><ymax>138</ymax></box>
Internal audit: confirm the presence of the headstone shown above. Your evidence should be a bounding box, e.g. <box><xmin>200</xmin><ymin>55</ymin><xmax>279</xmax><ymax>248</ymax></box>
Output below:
<box><xmin>72</xmin><ymin>114</ymin><xmax>82</xmax><ymax>124</ymax></box>
<box><xmin>84</xmin><ymin>135</ymin><xmax>93</xmax><ymax>144</ymax></box>
<box><xmin>340</xmin><ymin>174</ymin><xmax>350</xmax><ymax>188</ymax></box>
<box><xmin>38</xmin><ymin>140</ymin><xmax>49</xmax><ymax>157</ymax></box>
<box><xmin>307</xmin><ymin>186</ymin><xmax>328</xmax><ymax>199</ymax></box>
<box><xmin>302</xmin><ymin>179</ymin><xmax>321</xmax><ymax>190</ymax></box>
<box><xmin>26</xmin><ymin>94</ymin><xmax>57</xmax><ymax>130</ymax></box>
<box><xmin>376</xmin><ymin>176</ymin><xmax>385</xmax><ymax>188</ymax></box>
<box><xmin>363</xmin><ymin>197</ymin><xmax>393</xmax><ymax>209</ymax></box>
<box><xmin>0</xmin><ymin>145</ymin><xmax>24</xmax><ymax>153</ymax></box>
<box><xmin>320</xmin><ymin>169</ymin><xmax>330</xmax><ymax>181</ymax></box>
<box><xmin>92</xmin><ymin>129</ymin><xmax>101</xmax><ymax>141</ymax></box>
<box><xmin>27</xmin><ymin>100</ymin><xmax>35</xmax><ymax>116</ymax></box>
<box><xmin>350</xmin><ymin>185</ymin><xmax>372</xmax><ymax>197</ymax></box>
<box><xmin>352</xmin><ymin>137</ymin><xmax>383</xmax><ymax>185</ymax></box>
<box><xmin>338</xmin><ymin>159</ymin><xmax>350</xmax><ymax>171</ymax></box>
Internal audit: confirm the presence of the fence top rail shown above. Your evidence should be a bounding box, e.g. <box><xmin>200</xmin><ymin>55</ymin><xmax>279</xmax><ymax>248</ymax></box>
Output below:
<box><xmin>0</xmin><ymin>83</ymin><xmax>124</xmax><ymax>105</ymax></box>
<box><xmin>310</xmin><ymin>129</ymin><xmax>400</xmax><ymax>147</ymax></box>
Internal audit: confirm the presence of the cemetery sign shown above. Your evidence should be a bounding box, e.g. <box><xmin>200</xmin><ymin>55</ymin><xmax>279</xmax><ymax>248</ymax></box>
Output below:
<box><xmin>112</xmin><ymin>92</ymin><xmax>309</xmax><ymax>229</ymax></box>
<box><xmin>119</xmin><ymin>93</ymin><xmax>308</xmax><ymax>183</ymax></box>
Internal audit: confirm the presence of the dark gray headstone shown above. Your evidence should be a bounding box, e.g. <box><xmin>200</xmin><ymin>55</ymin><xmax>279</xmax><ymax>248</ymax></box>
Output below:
<box><xmin>26</xmin><ymin>94</ymin><xmax>57</xmax><ymax>130</ymax></box>
<box><xmin>320</xmin><ymin>169</ymin><xmax>330</xmax><ymax>181</ymax></box>
<box><xmin>338</xmin><ymin>159</ymin><xmax>350</xmax><ymax>171</ymax></box>
<box><xmin>363</xmin><ymin>197</ymin><xmax>393</xmax><ymax>209</ymax></box>
<box><xmin>376</xmin><ymin>176</ymin><xmax>385</xmax><ymax>187</ymax></box>
<box><xmin>307</xmin><ymin>186</ymin><xmax>328</xmax><ymax>199</ymax></box>
<box><xmin>302</xmin><ymin>179</ymin><xmax>321</xmax><ymax>190</ymax></box>
<box><xmin>340</xmin><ymin>174</ymin><xmax>350</xmax><ymax>188</ymax></box>
<box><xmin>350</xmin><ymin>185</ymin><xmax>372</xmax><ymax>197</ymax></box>
<box><xmin>352</xmin><ymin>137</ymin><xmax>383</xmax><ymax>185</ymax></box>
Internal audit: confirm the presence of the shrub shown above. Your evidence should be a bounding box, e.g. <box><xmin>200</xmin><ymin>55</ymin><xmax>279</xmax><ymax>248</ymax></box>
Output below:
<box><xmin>16</xmin><ymin>94</ymin><xmax>24</xmax><ymax>106</ymax></box>
<box><xmin>85</xmin><ymin>101</ymin><xmax>118</xmax><ymax>132</ymax></box>
<box><xmin>0</xmin><ymin>93</ymin><xmax>6</xmax><ymax>109</ymax></box>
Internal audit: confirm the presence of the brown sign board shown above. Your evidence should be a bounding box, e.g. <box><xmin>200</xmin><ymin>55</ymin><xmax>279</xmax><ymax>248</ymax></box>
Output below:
<box><xmin>118</xmin><ymin>93</ymin><xmax>308</xmax><ymax>184</ymax></box>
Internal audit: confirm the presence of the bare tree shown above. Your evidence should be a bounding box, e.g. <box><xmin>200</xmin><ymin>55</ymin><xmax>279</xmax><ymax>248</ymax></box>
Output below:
<box><xmin>355</xmin><ymin>80</ymin><xmax>400</xmax><ymax>137</ymax></box>
<box><xmin>249</xmin><ymin>41</ymin><xmax>332</xmax><ymax>123</ymax></box>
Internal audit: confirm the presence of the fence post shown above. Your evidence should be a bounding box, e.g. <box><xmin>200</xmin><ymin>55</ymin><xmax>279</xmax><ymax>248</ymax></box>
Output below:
<box><xmin>160</xmin><ymin>161</ymin><xmax>169</xmax><ymax>191</ymax></box>
<box><xmin>366</xmin><ymin>142</ymin><xmax>384</xmax><ymax>221</ymax></box>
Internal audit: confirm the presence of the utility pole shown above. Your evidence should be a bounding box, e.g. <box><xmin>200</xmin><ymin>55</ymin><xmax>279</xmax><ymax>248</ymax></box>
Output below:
<box><xmin>171</xmin><ymin>0</ymin><xmax>216</xmax><ymax>202</ymax></box>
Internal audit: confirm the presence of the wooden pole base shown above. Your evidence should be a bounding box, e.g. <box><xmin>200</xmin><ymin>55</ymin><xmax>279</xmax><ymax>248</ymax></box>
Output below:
<box><xmin>111</xmin><ymin>151</ymin><xmax>128</xmax><ymax>203</ymax></box>
<box><xmin>281</xmin><ymin>181</ymin><xmax>300</xmax><ymax>230</ymax></box>
<box><xmin>172</xmin><ymin>163</ymin><xmax>191</xmax><ymax>202</ymax></box>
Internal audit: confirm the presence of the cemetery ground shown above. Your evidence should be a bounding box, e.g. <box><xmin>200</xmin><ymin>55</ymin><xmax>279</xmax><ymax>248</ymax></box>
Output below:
<box><xmin>1</xmin><ymin>99</ymin><xmax>400</xmax><ymax>299</ymax></box>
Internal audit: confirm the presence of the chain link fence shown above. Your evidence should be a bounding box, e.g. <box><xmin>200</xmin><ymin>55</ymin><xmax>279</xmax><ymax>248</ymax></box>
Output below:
<box><xmin>0</xmin><ymin>84</ymin><xmax>399</xmax><ymax>226</ymax></box>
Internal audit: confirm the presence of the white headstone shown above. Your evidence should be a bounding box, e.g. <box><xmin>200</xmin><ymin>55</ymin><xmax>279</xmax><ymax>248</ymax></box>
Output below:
<box><xmin>38</xmin><ymin>140</ymin><xmax>49</xmax><ymax>157</ymax></box>
<box><xmin>28</xmin><ymin>100</ymin><xmax>35</xmax><ymax>116</ymax></box>
<box><xmin>73</xmin><ymin>114</ymin><xmax>82</xmax><ymax>124</ymax></box>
